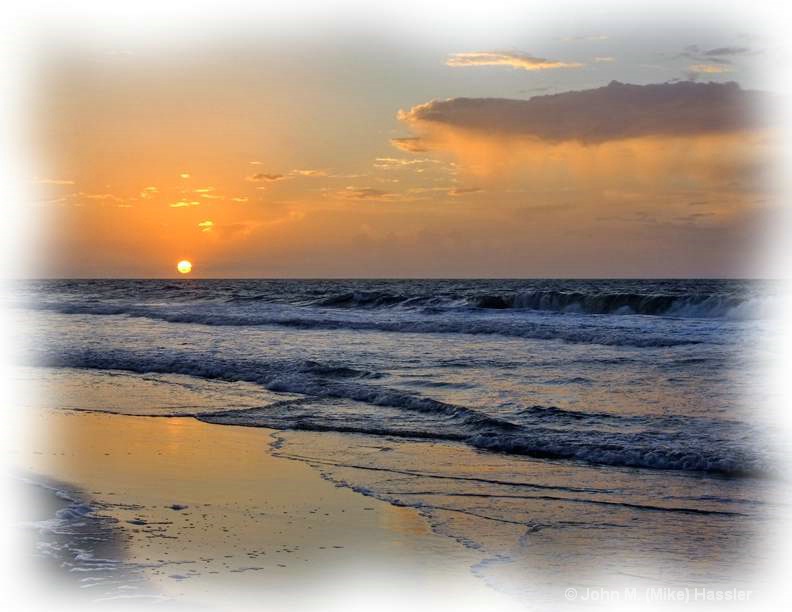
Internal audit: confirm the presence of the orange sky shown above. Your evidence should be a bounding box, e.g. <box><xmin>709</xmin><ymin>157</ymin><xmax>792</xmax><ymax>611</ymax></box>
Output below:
<box><xmin>28</xmin><ymin>15</ymin><xmax>776</xmax><ymax>278</ymax></box>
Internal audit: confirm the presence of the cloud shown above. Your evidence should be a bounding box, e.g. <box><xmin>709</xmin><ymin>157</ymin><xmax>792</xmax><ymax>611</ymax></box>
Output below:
<box><xmin>291</xmin><ymin>169</ymin><xmax>328</xmax><ymax>177</ymax></box>
<box><xmin>688</xmin><ymin>64</ymin><xmax>733</xmax><ymax>74</ymax></box>
<box><xmin>247</xmin><ymin>172</ymin><xmax>292</xmax><ymax>182</ymax></box>
<box><xmin>33</xmin><ymin>178</ymin><xmax>74</xmax><ymax>185</ymax></box>
<box><xmin>77</xmin><ymin>192</ymin><xmax>128</xmax><ymax>203</ymax></box>
<box><xmin>139</xmin><ymin>186</ymin><xmax>158</xmax><ymax>198</ymax></box>
<box><xmin>685</xmin><ymin>62</ymin><xmax>735</xmax><ymax>82</ymax></box>
<box><xmin>561</xmin><ymin>34</ymin><xmax>609</xmax><ymax>42</ymax></box>
<box><xmin>680</xmin><ymin>45</ymin><xmax>754</xmax><ymax>66</ymax></box>
<box><xmin>703</xmin><ymin>46</ymin><xmax>751</xmax><ymax>57</ymax></box>
<box><xmin>214</xmin><ymin>221</ymin><xmax>260</xmax><ymax>240</ymax></box>
<box><xmin>169</xmin><ymin>200</ymin><xmax>200</xmax><ymax>208</ymax></box>
<box><xmin>373</xmin><ymin>157</ymin><xmax>440</xmax><ymax>170</ymax></box>
<box><xmin>446</xmin><ymin>51</ymin><xmax>583</xmax><ymax>71</ymax></box>
<box><xmin>518</xmin><ymin>86</ymin><xmax>553</xmax><ymax>95</ymax></box>
<box><xmin>337</xmin><ymin>187</ymin><xmax>393</xmax><ymax>200</ymax></box>
<box><xmin>397</xmin><ymin>81</ymin><xmax>765</xmax><ymax>145</ymax></box>
<box><xmin>594</xmin><ymin>56</ymin><xmax>615</xmax><ymax>63</ymax></box>
<box><xmin>198</xmin><ymin>220</ymin><xmax>214</xmax><ymax>232</ymax></box>
<box><xmin>390</xmin><ymin>137</ymin><xmax>429</xmax><ymax>153</ymax></box>
<box><xmin>448</xmin><ymin>187</ymin><xmax>483</xmax><ymax>196</ymax></box>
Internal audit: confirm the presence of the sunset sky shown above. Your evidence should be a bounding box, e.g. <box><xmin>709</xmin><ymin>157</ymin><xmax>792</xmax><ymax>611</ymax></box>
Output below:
<box><xmin>29</xmin><ymin>3</ymin><xmax>779</xmax><ymax>278</ymax></box>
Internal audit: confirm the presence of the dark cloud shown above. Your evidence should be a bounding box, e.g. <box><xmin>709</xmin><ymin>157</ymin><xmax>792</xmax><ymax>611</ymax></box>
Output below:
<box><xmin>398</xmin><ymin>81</ymin><xmax>766</xmax><ymax>144</ymax></box>
<box><xmin>680</xmin><ymin>45</ymin><xmax>754</xmax><ymax>65</ymax></box>
<box><xmin>704</xmin><ymin>46</ymin><xmax>751</xmax><ymax>57</ymax></box>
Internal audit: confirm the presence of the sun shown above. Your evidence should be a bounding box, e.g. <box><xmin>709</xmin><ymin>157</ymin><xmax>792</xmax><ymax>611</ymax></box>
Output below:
<box><xmin>176</xmin><ymin>260</ymin><xmax>193</xmax><ymax>275</ymax></box>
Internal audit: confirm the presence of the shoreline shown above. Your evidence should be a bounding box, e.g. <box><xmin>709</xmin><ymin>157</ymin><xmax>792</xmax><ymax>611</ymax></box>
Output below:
<box><xmin>15</xmin><ymin>472</ymin><xmax>158</xmax><ymax>605</ymax></box>
<box><xmin>14</xmin><ymin>408</ymin><xmax>516</xmax><ymax>610</ymax></box>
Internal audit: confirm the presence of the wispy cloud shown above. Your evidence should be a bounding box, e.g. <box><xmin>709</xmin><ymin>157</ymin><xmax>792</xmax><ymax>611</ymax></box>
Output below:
<box><xmin>247</xmin><ymin>173</ymin><xmax>292</xmax><ymax>182</ymax></box>
<box><xmin>446</xmin><ymin>51</ymin><xmax>583</xmax><ymax>71</ymax></box>
<box><xmin>213</xmin><ymin>221</ymin><xmax>261</xmax><ymax>240</ymax></box>
<box><xmin>247</xmin><ymin>169</ymin><xmax>329</xmax><ymax>182</ymax></box>
<box><xmin>702</xmin><ymin>46</ymin><xmax>751</xmax><ymax>57</ymax></box>
<box><xmin>390</xmin><ymin>137</ymin><xmax>430</xmax><ymax>153</ymax></box>
<box><xmin>198</xmin><ymin>220</ymin><xmax>214</xmax><ymax>232</ymax></box>
<box><xmin>337</xmin><ymin>187</ymin><xmax>394</xmax><ymax>201</ymax></box>
<box><xmin>170</xmin><ymin>200</ymin><xmax>200</xmax><ymax>208</ymax></box>
<box><xmin>78</xmin><ymin>192</ymin><xmax>128</xmax><ymax>203</ymax></box>
<box><xmin>448</xmin><ymin>187</ymin><xmax>483</xmax><ymax>196</ymax></box>
<box><xmin>517</xmin><ymin>86</ymin><xmax>553</xmax><ymax>96</ymax></box>
<box><xmin>33</xmin><ymin>178</ymin><xmax>74</xmax><ymax>185</ymax></box>
<box><xmin>680</xmin><ymin>45</ymin><xmax>754</xmax><ymax>65</ymax></box>
<box><xmin>560</xmin><ymin>34</ymin><xmax>609</xmax><ymax>42</ymax></box>
<box><xmin>594</xmin><ymin>56</ymin><xmax>615</xmax><ymax>63</ymax></box>
<box><xmin>687</xmin><ymin>64</ymin><xmax>733</xmax><ymax>74</ymax></box>
<box><xmin>373</xmin><ymin>157</ymin><xmax>440</xmax><ymax>170</ymax></box>
<box><xmin>291</xmin><ymin>169</ymin><xmax>328</xmax><ymax>177</ymax></box>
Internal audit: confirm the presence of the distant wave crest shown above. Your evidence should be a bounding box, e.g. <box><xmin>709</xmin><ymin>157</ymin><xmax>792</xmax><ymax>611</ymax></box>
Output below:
<box><xmin>305</xmin><ymin>288</ymin><xmax>765</xmax><ymax>319</ymax></box>
<box><xmin>473</xmin><ymin>290</ymin><xmax>761</xmax><ymax>318</ymax></box>
<box><xmin>29</xmin><ymin>301</ymin><xmax>701</xmax><ymax>347</ymax></box>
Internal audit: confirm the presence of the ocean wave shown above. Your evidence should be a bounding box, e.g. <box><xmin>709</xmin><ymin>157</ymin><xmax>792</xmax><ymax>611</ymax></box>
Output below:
<box><xmin>22</xmin><ymin>279</ymin><xmax>773</xmax><ymax>320</ymax></box>
<box><xmin>311</xmin><ymin>291</ymin><xmax>427</xmax><ymax>308</ymax></box>
<box><xmin>204</xmin><ymin>407</ymin><xmax>762</xmax><ymax>477</ymax></box>
<box><xmin>36</xmin><ymin>350</ymin><xmax>519</xmax><ymax>432</ymax></box>
<box><xmin>28</xmin><ymin>301</ymin><xmax>699</xmax><ymax>347</ymax></box>
<box><xmin>467</xmin><ymin>431</ymin><xmax>760</xmax><ymax>477</ymax></box>
<box><xmin>471</xmin><ymin>290</ymin><xmax>763</xmax><ymax>319</ymax></box>
<box><xmin>31</xmin><ymin>350</ymin><xmax>766</xmax><ymax>478</ymax></box>
<box><xmin>273</xmin><ymin>287</ymin><xmax>761</xmax><ymax>319</ymax></box>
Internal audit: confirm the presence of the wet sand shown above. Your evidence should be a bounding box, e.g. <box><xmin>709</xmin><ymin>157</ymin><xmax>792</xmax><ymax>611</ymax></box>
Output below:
<box><xmin>13</xmin><ymin>408</ymin><xmax>516</xmax><ymax>610</ymax></box>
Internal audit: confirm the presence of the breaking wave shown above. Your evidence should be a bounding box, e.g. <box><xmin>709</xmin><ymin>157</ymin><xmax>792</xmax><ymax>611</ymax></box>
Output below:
<box><xmin>309</xmin><ymin>288</ymin><xmax>765</xmax><ymax>319</ymax></box>
<box><xmin>31</xmin><ymin>348</ymin><xmax>767</xmax><ymax>478</ymax></box>
<box><xmin>471</xmin><ymin>290</ymin><xmax>765</xmax><ymax>318</ymax></box>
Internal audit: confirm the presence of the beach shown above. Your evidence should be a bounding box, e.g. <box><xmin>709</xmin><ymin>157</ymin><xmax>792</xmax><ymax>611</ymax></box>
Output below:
<box><xmin>11</xmin><ymin>279</ymin><xmax>780</xmax><ymax>608</ymax></box>
<box><xmin>15</xmin><ymin>407</ymin><xmax>514</xmax><ymax>609</ymax></box>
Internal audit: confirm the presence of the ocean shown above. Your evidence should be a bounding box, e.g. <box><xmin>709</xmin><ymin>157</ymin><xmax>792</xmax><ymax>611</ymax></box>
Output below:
<box><xmin>17</xmin><ymin>279</ymin><xmax>782</xmax><ymax>597</ymax></box>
